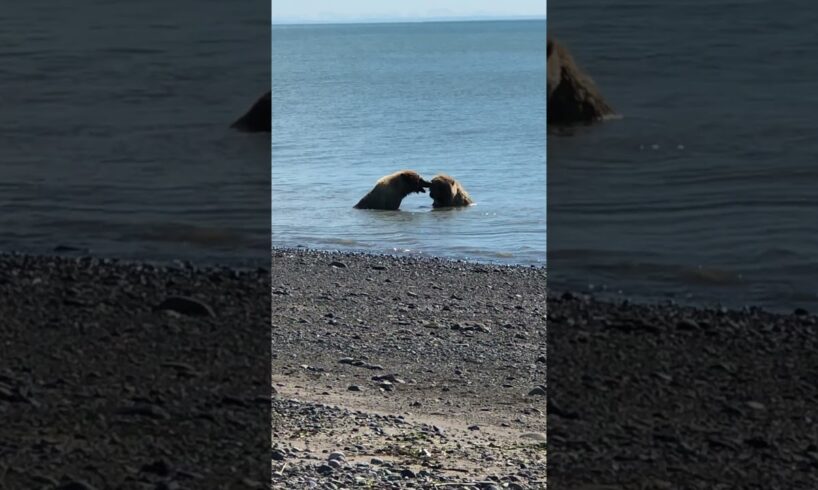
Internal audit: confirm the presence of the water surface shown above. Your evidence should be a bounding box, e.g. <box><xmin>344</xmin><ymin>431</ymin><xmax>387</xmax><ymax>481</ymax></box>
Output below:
<box><xmin>0</xmin><ymin>2</ymin><xmax>270</xmax><ymax>265</ymax></box>
<box><xmin>549</xmin><ymin>0</ymin><xmax>818</xmax><ymax>311</ymax></box>
<box><xmin>272</xmin><ymin>21</ymin><xmax>547</xmax><ymax>265</ymax></box>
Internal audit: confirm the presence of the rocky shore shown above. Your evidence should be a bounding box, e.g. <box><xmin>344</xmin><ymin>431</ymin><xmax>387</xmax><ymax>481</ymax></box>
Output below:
<box><xmin>3</xmin><ymin>249</ymin><xmax>815</xmax><ymax>489</ymax></box>
<box><xmin>275</xmin><ymin>248</ymin><xmax>818</xmax><ymax>490</ymax></box>
<box><xmin>0</xmin><ymin>253</ymin><xmax>269</xmax><ymax>489</ymax></box>
<box><xmin>548</xmin><ymin>291</ymin><xmax>818</xmax><ymax>490</ymax></box>
<box><xmin>272</xmin><ymin>249</ymin><xmax>547</xmax><ymax>489</ymax></box>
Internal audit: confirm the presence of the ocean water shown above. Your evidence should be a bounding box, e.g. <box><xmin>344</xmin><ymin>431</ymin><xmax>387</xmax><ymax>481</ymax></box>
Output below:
<box><xmin>548</xmin><ymin>0</ymin><xmax>818</xmax><ymax>312</ymax></box>
<box><xmin>271</xmin><ymin>21</ymin><xmax>547</xmax><ymax>265</ymax></box>
<box><xmin>0</xmin><ymin>2</ymin><xmax>270</xmax><ymax>265</ymax></box>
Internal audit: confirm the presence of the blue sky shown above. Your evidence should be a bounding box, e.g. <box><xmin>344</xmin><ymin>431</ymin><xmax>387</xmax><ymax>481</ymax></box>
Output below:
<box><xmin>271</xmin><ymin>0</ymin><xmax>547</xmax><ymax>24</ymax></box>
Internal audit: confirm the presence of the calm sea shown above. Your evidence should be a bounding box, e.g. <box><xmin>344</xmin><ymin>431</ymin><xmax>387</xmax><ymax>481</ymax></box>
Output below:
<box><xmin>549</xmin><ymin>0</ymin><xmax>818</xmax><ymax>312</ymax></box>
<box><xmin>0</xmin><ymin>2</ymin><xmax>270</xmax><ymax>265</ymax></box>
<box><xmin>271</xmin><ymin>20</ymin><xmax>547</xmax><ymax>265</ymax></box>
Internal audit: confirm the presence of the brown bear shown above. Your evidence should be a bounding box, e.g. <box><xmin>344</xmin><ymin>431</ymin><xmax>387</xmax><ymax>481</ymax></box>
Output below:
<box><xmin>547</xmin><ymin>37</ymin><xmax>615</xmax><ymax>126</ymax></box>
<box><xmin>354</xmin><ymin>170</ymin><xmax>431</xmax><ymax>210</ymax></box>
<box><xmin>428</xmin><ymin>174</ymin><xmax>474</xmax><ymax>209</ymax></box>
<box><xmin>231</xmin><ymin>91</ymin><xmax>271</xmax><ymax>132</ymax></box>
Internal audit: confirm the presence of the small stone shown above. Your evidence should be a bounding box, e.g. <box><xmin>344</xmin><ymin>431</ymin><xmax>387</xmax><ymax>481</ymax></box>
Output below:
<box><xmin>316</xmin><ymin>464</ymin><xmax>334</xmax><ymax>476</ymax></box>
<box><xmin>328</xmin><ymin>451</ymin><xmax>346</xmax><ymax>462</ymax></box>
<box><xmin>272</xmin><ymin>449</ymin><xmax>286</xmax><ymax>461</ymax></box>
<box><xmin>338</xmin><ymin>357</ymin><xmax>355</xmax><ymax>364</ymax></box>
<box><xmin>160</xmin><ymin>362</ymin><xmax>198</xmax><ymax>377</ymax></box>
<box><xmin>372</xmin><ymin>374</ymin><xmax>405</xmax><ymax>384</ymax></box>
<box><xmin>330</xmin><ymin>261</ymin><xmax>347</xmax><ymax>268</ymax></box>
<box><xmin>400</xmin><ymin>469</ymin><xmax>416</xmax><ymax>478</ymax></box>
<box><xmin>520</xmin><ymin>432</ymin><xmax>547</xmax><ymax>441</ymax></box>
<box><xmin>115</xmin><ymin>404</ymin><xmax>171</xmax><ymax>420</ymax></box>
<box><xmin>328</xmin><ymin>459</ymin><xmax>343</xmax><ymax>469</ymax></box>
<box><xmin>528</xmin><ymin>386</ymin><xmax>546</xmax><ymax>396</ymax></box>
<box><xmin>154</xmin><ymin>296</ymin><xmax>215</xmax><ymax>317</ymax></box>
<box><xmin>746</xmin><ymin>401</ymin><xmax>766</xmax><ymax>411</ymax></box>
<box><xmin>347</xmin><ymin>385</ymin><xmax>362</xmax><ymax>392</ymax></box>
<box><xmin>468</xmin><ymin>425</ymin><xmax>480</xmax><ymax>431</ymax></box>
<box><xmin>370</xmin><ymin>457</ymin><xmax>384</xmax><ymax>465</ymax></box>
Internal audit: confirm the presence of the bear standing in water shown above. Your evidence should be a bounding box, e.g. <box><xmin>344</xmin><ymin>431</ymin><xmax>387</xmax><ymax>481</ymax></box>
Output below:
<box><xmin>429</xmin><ymin>174</ymin><xmax>474</xmax><ymax>208</ymax></box>
<box><xmin>354</xmin><ymin>170</ymin><xmax>431</xmax><ymax>210</ymax></box>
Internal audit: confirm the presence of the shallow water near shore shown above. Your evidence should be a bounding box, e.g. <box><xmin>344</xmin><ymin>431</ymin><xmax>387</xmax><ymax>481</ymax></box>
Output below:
<box><xmin>0</xmin><ymin>2</ymin><xmax>269</xmax><ymax>266</ymax></box>
<box><xmin>271</xmin><ymin>21</ymin><xmax>547</xmax><ymax>266</ymax></box>
<box><xmin>549</xmin><ymin>0</ymin><xmax>818</xmax><ymax>312</ymax></box>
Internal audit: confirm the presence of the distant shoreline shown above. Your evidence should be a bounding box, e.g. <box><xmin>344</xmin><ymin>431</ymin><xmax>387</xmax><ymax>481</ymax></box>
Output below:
<box><xmin>271</xmin><ymin>16</ymin><xmax>546</xmax><ymax>27</ymax></box>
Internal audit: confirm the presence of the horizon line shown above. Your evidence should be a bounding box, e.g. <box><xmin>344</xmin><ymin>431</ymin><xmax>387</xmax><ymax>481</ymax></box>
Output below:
<box><xmin>271</xmin><ymin>15</ymin><xmax>546</xmax><ymax>26</ymax></box>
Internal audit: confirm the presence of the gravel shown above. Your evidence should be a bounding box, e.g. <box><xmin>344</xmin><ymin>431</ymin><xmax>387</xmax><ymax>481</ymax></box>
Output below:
<box><xmin>548</xmin><ymin>290</ymin><xmax>818</xmax><ymax>489</ymax></box>
<box><xmin>274</xmin><ymin>248</ymin><xmax>818</xmax><ymax>489</ymax></box>
<box><xmin>0</xmin><ymin>253</ymin><xmax>269</xmax><ymax>488</ymax></box>
<box><xmin>272</xmin><ymin>248</ymin><xmax>547</xmax><ymax>489</ymax></box>
<box><xmin>5</xmin><ymin>248</ymin><xmax>810</xmax><ymax>489</ymax></box>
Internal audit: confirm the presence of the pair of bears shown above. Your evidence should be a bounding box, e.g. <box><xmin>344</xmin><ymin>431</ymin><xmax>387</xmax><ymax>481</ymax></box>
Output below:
<box><xmin>354</xmin><ymin>170</ymin><xmax>473</xmax><ymax>211</ymax></box>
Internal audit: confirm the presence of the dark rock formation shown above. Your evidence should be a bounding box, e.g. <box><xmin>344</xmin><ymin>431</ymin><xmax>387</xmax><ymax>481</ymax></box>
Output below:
<box><xmin>547</xmin><ymin>38</ymin><xmax>615</xmax><ymax>126</ymax></box>
<box><xmin>231</xmin><ymin>91</ymin><xmax>270</xmax><ymax>132</ymax></box>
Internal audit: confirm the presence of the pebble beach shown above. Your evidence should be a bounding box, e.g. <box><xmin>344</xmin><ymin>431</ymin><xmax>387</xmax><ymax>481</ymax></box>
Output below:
<box><xmin>1</xmin><ymin>249</ymin><xmax>814</xmax><ymax>489</ymax></box>
<box><xmin>0</xmin><ymin>253</ymin><xmax>270</xmax><ymax>489</ymax></box>
<box><xmin>272</xmin><ymin>248</ymin><xmax>548</xmax><ymax>489</ymax></box>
